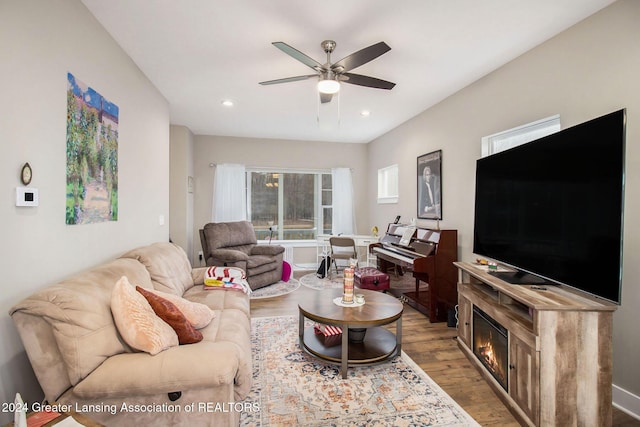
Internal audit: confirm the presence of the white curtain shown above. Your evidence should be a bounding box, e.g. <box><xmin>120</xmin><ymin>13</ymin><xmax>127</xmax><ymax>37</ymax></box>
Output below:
<box><xmin>331</xmin><ymin>168</ymin><xmax>356</xmax><ymax>235</ymax></box>
<box><xmin>212</xmin><ymin>164</ymin><xmax>247</xmax><ymax>222</ymax></box>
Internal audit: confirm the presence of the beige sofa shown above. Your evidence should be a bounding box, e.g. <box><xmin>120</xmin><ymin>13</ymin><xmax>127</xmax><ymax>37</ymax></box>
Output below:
<box><xmin>9</xmin><ymin>242</ymin><xmax>252</xmax><ymax>426</ymax></box>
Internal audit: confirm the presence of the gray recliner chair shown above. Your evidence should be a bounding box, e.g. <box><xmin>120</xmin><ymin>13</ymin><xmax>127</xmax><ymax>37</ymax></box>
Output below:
<box><xmin>200</xmin><ymin>221</ymin><xmax>285</xmax><ymax>291</ymax></box>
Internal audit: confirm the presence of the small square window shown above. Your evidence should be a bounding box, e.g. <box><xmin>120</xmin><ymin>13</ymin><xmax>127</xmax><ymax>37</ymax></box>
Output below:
<box><xmin>377</xmin><ymin>164</ymin><xmax>398</xmax><ymax>204</ymax></box>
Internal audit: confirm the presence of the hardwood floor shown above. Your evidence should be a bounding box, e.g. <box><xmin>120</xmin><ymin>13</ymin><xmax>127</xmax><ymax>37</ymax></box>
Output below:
<box><xmin>250</xmin><ymin>272</ymin><xmax>640</xmax><ymax>426</ymax></box>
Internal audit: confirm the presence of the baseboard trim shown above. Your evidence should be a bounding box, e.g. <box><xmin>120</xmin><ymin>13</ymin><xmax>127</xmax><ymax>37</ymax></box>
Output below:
<box><xmin>292</xmin><ymin>263</ymin><xmax>316</xmax><ymax>271</ymax></box>
<box><xmin>613</xmin><ymin>383</ymin><xmax>640</xmax><ymax>420</ymax></box>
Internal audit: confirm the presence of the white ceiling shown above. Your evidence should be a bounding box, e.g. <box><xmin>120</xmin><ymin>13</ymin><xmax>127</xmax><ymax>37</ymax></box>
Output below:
<box><xmin>81</xmin><ymin>0</ymin><xmax>615</xmax><ymax>144</ymax></box>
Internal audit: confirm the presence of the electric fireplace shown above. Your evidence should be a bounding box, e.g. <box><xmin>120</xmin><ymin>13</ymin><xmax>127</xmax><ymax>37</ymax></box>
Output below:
<box><xmin>473</xmin><ymin>306</ymin><xmax>508</xmax><ymax>391</ymax></box>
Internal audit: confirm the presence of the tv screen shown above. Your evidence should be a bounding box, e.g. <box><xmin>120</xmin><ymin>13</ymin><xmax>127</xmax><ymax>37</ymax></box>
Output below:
<box><xmin>473</xmin><ymin>109</ymin><xmax>626</xmax><ymax>304</ymax></box>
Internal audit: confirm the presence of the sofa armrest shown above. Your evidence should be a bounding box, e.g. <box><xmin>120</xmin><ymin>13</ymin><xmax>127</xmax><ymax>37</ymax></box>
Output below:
<box><xmin>250</xmin><ymin>245</ymin><xmax>285</xmax><ymax>256</ymax></box>
<box><xmin>191</xmin><ymin>267</ymin><xmax>207</xmax><ymax>285</ymax></box>
<box><xmin>210</xmin><ymin>249</ymin><xmax>249</xmax><ymax>262</ymax></box>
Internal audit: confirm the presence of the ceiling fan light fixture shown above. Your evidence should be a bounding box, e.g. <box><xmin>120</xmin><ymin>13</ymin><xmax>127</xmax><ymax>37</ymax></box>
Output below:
<box><xmin>318</xmin><ymin>79</ymin><xmax>340</xmax><ymax>94</ymax></box>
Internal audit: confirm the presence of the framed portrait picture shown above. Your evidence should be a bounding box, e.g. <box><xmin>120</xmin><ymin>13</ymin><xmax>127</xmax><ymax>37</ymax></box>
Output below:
<box><xmin>417</xmin><ymin>150</ymin><xmax>442</xmax><ymax>220</ymax></box>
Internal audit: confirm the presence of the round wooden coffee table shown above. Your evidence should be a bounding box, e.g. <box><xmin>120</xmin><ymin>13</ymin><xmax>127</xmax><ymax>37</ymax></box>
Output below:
<box><xmin>298</xmin><ymin>288</ymin><xmax>403</xmax><ymax>379</ymax></box>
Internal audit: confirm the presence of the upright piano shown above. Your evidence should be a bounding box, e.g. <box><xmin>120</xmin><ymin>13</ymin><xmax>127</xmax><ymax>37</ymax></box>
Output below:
<box><xmin>370</xmin><ymin>224</ymin><xmax>458</xmax><ymax>323</ymax></box>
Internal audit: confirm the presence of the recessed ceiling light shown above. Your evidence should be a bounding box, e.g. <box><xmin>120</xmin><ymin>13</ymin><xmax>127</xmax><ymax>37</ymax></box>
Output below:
<box><xmin>360</xmin><ymin>110</ymin><xmax>371</xmax><ymax>117</ymax></box>
<box><xmin>221</xmin><ymin>100</ymin><xmax>234</xmax><ymax>107</ymax></box>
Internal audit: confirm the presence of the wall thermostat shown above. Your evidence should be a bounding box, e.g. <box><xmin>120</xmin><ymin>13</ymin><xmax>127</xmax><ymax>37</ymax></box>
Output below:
<box><xmin>16</xmin><ymin>187</ymin><xmax>38</xmax><ymax>207</ymax></box>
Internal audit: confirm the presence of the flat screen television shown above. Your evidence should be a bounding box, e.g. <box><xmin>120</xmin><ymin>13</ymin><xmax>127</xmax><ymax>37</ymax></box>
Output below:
<box><xmin>473</xmin><ymin>109</ymin><xmax>626</xmax><ymax>304</ymax></box>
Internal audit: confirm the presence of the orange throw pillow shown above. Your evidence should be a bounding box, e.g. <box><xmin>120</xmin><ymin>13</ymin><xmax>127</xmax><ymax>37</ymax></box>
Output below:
<box><xmin>136</xmin><ymin>286</ymin><xmax>203</xmax><ymax>345</ymax></box>
<box><xmin>142</xmin><ymin>288</ymin><xmax>214</xmax><ymax>329</ymax></box>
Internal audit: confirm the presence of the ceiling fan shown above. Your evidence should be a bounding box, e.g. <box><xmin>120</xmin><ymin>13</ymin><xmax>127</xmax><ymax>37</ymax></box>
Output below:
<box><xmin>259</xmin><ymin>40</ymin><xmax>395</xmax><ymax>103</ymax></box>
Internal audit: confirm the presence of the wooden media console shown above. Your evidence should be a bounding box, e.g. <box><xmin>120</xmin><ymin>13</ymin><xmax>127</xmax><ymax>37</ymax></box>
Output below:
<box><xmin>454</xmin><ymin>262</ymin><xmax>618</xmax><ymax>427</ymax></box>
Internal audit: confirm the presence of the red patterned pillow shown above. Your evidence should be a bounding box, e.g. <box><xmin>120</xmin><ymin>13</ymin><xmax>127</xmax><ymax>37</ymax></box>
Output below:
<box><xmin>136</xmin><ymin>286</ymin><xmax>203</xmax><ymax>345</ymax></box>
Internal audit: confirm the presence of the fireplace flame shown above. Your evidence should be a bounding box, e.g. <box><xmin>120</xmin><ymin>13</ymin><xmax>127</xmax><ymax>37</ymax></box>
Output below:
<box><xmin>478</xmin><ymin>331</ymin><xmax>504</xmax><ymax>383</ymax></box>
<box><xmin>473</xmin><ymin>307</ymin><xmax>508</xmax><ymax>391</ymax></box>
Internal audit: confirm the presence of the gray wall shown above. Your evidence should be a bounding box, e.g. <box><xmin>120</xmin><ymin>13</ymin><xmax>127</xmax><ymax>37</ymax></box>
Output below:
<box><xmin>366</xmin><ymin>0</ymin><xmax>640</xmax><ymax>409</ymax></box>
<box><xmin>170</xmin><ymin>126</ymin><xmax>195</xmax><ymax>261</ymax></box>
<box><xmin>0</xmin><ymin>1</ymin><xmax>170</xmax><ymax>422</ymax></box>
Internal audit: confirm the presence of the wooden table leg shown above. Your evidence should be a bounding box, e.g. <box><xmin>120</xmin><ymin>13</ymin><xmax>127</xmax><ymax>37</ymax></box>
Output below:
<box><xmin>341</xmin><ymin>324</ymin><xmax>348</xmax><ymax>379</ymax></box>
<box><xmin>298</xmin><ymin>311</ymin><xmax>304</xmax><ymax>348</ymax></box>
<box><xmin>396</xmin><ymin>316</ymin><xmax>403</xmax><ymax>354</ymax></box>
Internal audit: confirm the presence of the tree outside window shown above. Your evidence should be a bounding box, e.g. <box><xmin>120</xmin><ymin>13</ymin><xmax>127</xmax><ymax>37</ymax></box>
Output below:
<box><xmin>248</xmin><ymin>171</ymin><xmax>332</xmax><ymax>241</ymax></box>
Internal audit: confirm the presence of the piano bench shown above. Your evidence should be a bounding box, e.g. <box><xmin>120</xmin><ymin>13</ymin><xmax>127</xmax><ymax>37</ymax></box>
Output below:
<box><xmin>354</xmin><ymin>267</ymin><xmax>390</xmax><ymax>292</ymax></box>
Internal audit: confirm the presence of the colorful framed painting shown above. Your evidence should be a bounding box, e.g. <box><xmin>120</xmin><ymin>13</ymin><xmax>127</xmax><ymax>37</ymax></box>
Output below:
<box><xmin>66</xmin><ymin>72</ymin><xmax>119</xmax><ymax>225</ymax></box>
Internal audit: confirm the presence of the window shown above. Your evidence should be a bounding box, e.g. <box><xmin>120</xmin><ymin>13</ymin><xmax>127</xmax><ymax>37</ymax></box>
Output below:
<box><xmin>377</xmin><ymin>164</ymin><xmax>398</xmax><ymax>204</ymax></box>
<box><xmin>247</xmin><ymin>169</ymin><xmax>332</xmax><ymax>241</ymax></box>
<box><xmin>481</xmin><ymin>115</ymin><xmax>561</xmax><ymax>157</ymax></box>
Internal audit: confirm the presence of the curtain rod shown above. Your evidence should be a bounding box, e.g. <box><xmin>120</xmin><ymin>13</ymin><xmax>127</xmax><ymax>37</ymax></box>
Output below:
<box><xmin>208</xmin><ymin>163</ymin><xmax>352</xmax><ymax>172</ymax></box>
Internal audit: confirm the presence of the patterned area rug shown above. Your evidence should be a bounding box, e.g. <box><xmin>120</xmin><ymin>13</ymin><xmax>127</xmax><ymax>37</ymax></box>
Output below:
<box><xmin>250</xmin><ymin>279</ymin><xmax>301</xmax><ymax>299</ymax></box>
<box><xmin>299</xmin><ymin>272</ymin><xmax>344</xmax><ymax>290</ymax></box>
<box><xmin>240</xmin><ymin>315</ymin><xmax>479</xmax><ymax>426</ymax></box>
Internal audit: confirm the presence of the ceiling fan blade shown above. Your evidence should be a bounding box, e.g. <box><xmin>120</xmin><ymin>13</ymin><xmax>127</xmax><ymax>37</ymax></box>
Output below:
<box><xmin>259</xmin><ymin>75</ymin><xmax>317</xmax><ymax>85</ymax></box>
<box><xmin>272</xmin><ymin>42</ymin><xmax>324</xmax><ymax>71</ymax></box>
<box><xmin>341</xmin><ymin>73</ymin><xmax>396</xmax><ymax>90</ymax></box>
<box><xmin>320</xmin><ymin>92</ymin><xmax>333</xmax><ymax>104</ymax></box>
<box><xmin>331</xmin><ymin>41</ymin><xmax>391</xmax><ymax>73</ymax></box>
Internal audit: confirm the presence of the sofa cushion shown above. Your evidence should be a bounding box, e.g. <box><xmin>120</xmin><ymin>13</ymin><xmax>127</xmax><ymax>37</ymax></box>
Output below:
<box><xmin>246</xmin><ymin>256</ymin><xmax>278</xmax><ymax>275</ymax></box>
<box><xmin>141</xmin><ymin>288</ymin><xmax>214</xmax><ymax>329</ymax></box>
<box><xmin>120</xmin><ymin>242</ymin><xmax>193</xmax><ymax>295</ymax></box>
<box><xmin>9</xmin><ymin>258</ymin><xmax>152</xmax><ymax>386</ymax></box>
<box><xmin>136</xmin><ymin>286</ymin><xmax>203</xmax><ymax>345</ymax></box>
<box><xmin>74</xmin><ymin>307</ymin><xmax>251</xmax><ymax>399</ymax></box>
<box><xmin>73</xmin><ymin>341</ymin><xmax>242</xmax><ymax>398</ymax></box>
<box><xmin>111</xmin><ymin>276</ymin><xmax>178</xmax><ymax>355</ymax></box>
<box><xmin>183</xmin><ymin>285</ymin><xmax>251</xmax><ymax>316</ymax></box>
<box><xmin>250</xmin><ymin>245</ymin><xmax>285</xmax><ymax>256</ymax></box>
